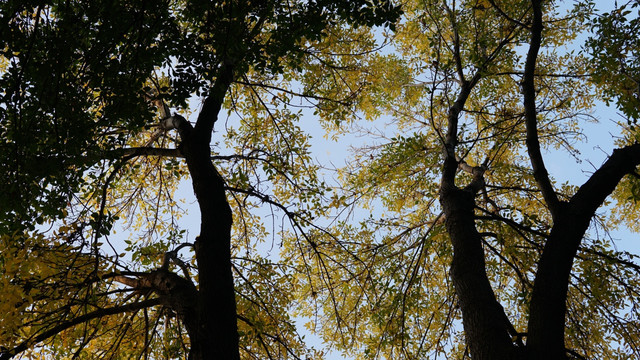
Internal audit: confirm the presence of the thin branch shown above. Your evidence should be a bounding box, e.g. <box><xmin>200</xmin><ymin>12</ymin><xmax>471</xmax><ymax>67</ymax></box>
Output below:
<box><xmin>444</xmin><ymin>3</ymin><xmax>466</xmax><ymax>84</ymax></box>
<box><xmin>487</xmin><ymin>0</ymin><xmax>530</xmax><ymax>28</ymax></box>
<box><xmin>235</xmin><ymin>80</ymin><xmax>353</xmax><ymax>106</ymax></box>
<box><xmin>118</xmin><ymin>147</ymin><xmax>183</xmax><ymax>158</ymax></box>
<box><xmin>1</xmin><ymin>299</ymin><xmax>164</xmax><ymax>360</ymax></box>
<box><xmin>492</xmin><ymin>71</ymin><xmax>591</xmax><ymax>78</ymax></box>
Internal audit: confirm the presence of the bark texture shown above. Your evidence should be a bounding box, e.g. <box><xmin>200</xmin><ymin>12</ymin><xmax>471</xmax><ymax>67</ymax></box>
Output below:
<box><xmin>440</xmin><ymin>186</ymin><xmax>516</xmax><ymax>359</ymax></box>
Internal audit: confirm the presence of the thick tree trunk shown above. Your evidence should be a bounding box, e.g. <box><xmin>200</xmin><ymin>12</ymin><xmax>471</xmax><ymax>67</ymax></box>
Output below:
<box><xmin>440</xmin><ymin>185</ymin><xmax>516</xmax><ymax>359</ymax></box>
<box><xmin>526</xmin><ymin>211</ymin><xmax>586</xmax><ymax>359</ymax></box>
<box><xmin>439</xmin><ymin>50</ymin><xmax>516</xmax><ymax>358</ymax></box>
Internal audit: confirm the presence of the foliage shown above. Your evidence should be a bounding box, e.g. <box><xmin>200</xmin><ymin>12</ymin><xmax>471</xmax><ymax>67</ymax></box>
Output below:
<box><xmin>587</xmin><ymin>0</ymin><xmax>640</xmax><ymax>121</ymax></box>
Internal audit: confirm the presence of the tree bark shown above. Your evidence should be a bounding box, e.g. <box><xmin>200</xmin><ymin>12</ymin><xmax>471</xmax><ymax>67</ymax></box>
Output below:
<box><xmin>440</xmin><ymin>185</ymin><xmax>516</xmax><ymax>359</ymax></box>
<box><xmin>180</xmin><ymin>118</ymin><xmax>239</xmax><ymax>360</ymax></box>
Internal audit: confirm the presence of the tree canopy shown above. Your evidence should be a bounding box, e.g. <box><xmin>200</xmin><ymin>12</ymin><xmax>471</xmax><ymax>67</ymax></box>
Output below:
<box><xmin>2</xmin><ymin>0</ymin><xmax>640</xmax><ymax>359</ymax></box>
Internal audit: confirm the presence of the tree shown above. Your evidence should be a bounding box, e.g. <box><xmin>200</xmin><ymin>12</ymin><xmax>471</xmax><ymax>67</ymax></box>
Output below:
<box><xmin>288</xmin><ymin>0</ymin><xmax>640</xmax><ymax>359</ymax></box>
<box><xmin>0</xmin><ymin>1</ymin><xmax>400</xmax><ymax>359</ymax></box>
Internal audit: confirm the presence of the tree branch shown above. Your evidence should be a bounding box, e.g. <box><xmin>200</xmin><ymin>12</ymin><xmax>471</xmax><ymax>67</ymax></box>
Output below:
<box><xmin>458</xmin><ymin>157</ymin><xmax>487</xmax><ymax>193</ymax></box>
<box><xmin>487</xmin><ymin>0</ymin><xmax>530</xmax><ymax>29</ymax></box>
<box><xmin>527</xmin><ymin>137</ymin><xmax>640</xmax><ymax>356</ymax></box>
<box><xmin>0</xmin><ymin>298</ymin><xmax>163</xmax><ymax>360</ymax></box>
<box><xmin>571</xmin><ymin>144</ymin><xmax>640</xmax><ymax>216</ymax></box>
<box><xmin>522</xmin><ymin>0</ymin><xmax>561</xmax><ymax>219</ymax></box>
<box><xmin>193</xmin><ymin>60</ymin><xmax>236</xmax><ymax>144</ymax></box>
<box><xmin>117</xmin><ymin>147</ymin><xmax>183</xmax><ymax>158</ymax></box>
<box><xmin>442</xmin><ymin>80</ymin><xmax>478</xmax><ymax>186</ymax></box>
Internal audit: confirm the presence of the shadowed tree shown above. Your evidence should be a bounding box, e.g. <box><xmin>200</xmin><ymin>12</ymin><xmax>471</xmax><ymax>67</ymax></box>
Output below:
<box><xmin>0</xmin><ymin>1</ymin><xmax>400</xmax><ymax>359</ymax></box>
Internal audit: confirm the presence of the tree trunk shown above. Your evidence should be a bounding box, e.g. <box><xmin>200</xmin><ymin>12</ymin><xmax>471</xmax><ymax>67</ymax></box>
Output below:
<box><xmin>526</xmin><ymin>212</ymin><xmax>584</xmax><ymax>360</ymax></box>
<box><xmin>438</xmin><ymin>52</ymin><xmax>516</xmax><ymax>360</ymax></box>
<box><xmin>179</xmin><ymin>117</ymin><xmax>240</xmax><ymax>360</ymax></box>
<box><xmin>440</xmin><ymin>185</ymin><xmax>516</xmax><ymax>359</ymax></box>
